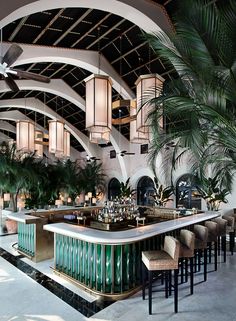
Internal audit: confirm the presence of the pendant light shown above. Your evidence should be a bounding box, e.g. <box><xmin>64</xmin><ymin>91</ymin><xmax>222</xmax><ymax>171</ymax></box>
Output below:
<box><xmin>130</xmin><ymin>104</ymin><xmax>149</xmax><ymax>143</ymax></box>
<box><xmin>48</xmin><ymin>120</ymin><xmax>64</xmax><ymax>156</ymax></box>
<box><xmin>85</xmin><ymin>27</ymin><xmax>112</xmax><ymax>137</ymax></box>
<box><xmin>63</xmin><ymin>129</ymin><xmax>70</xmax><ymax>158</ymax></box>
<box><xmin>89</xmin><ymin>131</ymin><xmax>110</xmax><ymax>144</ymax></box>
<box><xmin>135</xmin><ymin>73</ymin><xmax>164</xmax><ymax>133</ymax></box>
<box><xmin>35</xmin><ymin>130</ymin><xmax>43</xmax><ymax>158</ymax></box>
<box><xmin>16</xmin><ymin>120</ymin><xmax>35</xmax><ymax>153</ymax></box>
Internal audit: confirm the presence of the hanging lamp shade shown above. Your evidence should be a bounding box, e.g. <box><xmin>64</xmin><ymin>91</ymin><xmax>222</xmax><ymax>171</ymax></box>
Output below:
<box><xmin>48</xmin><ymin>120</ymin><xmax>64</xmax><ymax>156</ymax></box>
<box><xmin>85</xmin><ymin>74</ymin><xmax>112</xmax><ymax>133</ymax></box>
<box><xmin>63</xmin><ymin>129</ymin><xmax>70</xmax><ymax>158</ymax></box>
<box><xmin>135</xmin><ymin>74</ymin><xmax>164</xmax><ymax>133</ymax></box>
<box><xmin>3</xmin><ymin>193</ymin><xmax>10</xmax><ymax>202</ymax></box>
<box><xmin>16</xmin><ymin>120</ymin><xmax>35</xmax><ymax>153</ymax></box>
<box><xmin>35</xmin><ymin>130</ymin><xmax>43</xmax><ymax>158</ymax></box>
<box><xmin>130</xmin><ymin>105</ymin><xmax>149</xmax><ymax>144</ymax></box>
<box><xmin>89</xmin><ymin>131</ymin><xmax>110</xmax><ymax>144</ymax></box>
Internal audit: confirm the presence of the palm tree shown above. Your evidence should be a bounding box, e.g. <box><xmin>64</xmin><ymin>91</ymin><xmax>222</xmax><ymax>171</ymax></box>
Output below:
<box><xmin>144</xmin><ymin>0</ymin><xmax>236</xmax><ymax>182</ymax></box>
<box><xmin>118</xmin><ymin>177</ymin><xmax>135</xmax><ymax>199</ymax></box>
<box><xmin>79</xmin><ymin>160</ymin><xmax>106</xmax><ymax>197</ymax></box>
<box><xmin>0</xmin><ymin>142</ymin><xmax>42</xmax><ymax>211</ymax></box>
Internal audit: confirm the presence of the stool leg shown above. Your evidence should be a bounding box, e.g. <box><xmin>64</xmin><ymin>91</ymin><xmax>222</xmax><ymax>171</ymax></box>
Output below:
<box><xmin>194</xmin><ymin>250</ymin><xmax>197</xmax><ymax>273</ymax></box>
<box><xmin>169</xmin><ymin>270</ymin><xmax>172</xmax><ymax>296</ymax></box>
<box><xmin>198</xmin><ymin>250</ymin><xmax>202</xmax><ymax>271</ymax></box>
<box><xmin>174</xmin><ymin>269</ymin><xmax>178</xmax><ymax>313</ymax></box>
<box><xmin>142</xmin><ymin>262</ymin><xmax>146</xmax><ymax>300</ymax></box>
<box><xmin>185</xmin><ymin>259</ymin><xmax>188</xmax><ymax>282</ymax></box>
<box><xmin>218</xmin><ymin>237</ymin><xmax>221</xmax><ymax>255</ymax></box>
<box><xmin>148</xmin><ymin>271</ymin><xmax>153</xmax><ymax>315</ymax></box>
<box><xmin>165</xmin><ymin>271</ymin><xmax>169</xmax><ymax>298</ymax></box>
<box><xmin>230</xmin><ymin>232</ymin><xmax>234</xmax><ymax>255</ymax></box>
<box><xmin>208</xmin><ymin>242</ymin><xmax>212</xmax><ymax>263</ymax></box>
<box><xmin>204</xmin><ymin>248</ymin><xmax>207</xmax><ymax>282</ymax></box>
<box><xmin>214</xmin><ymin>241</ymin><xmax>217</xmax><ymax>271</ymax></box>
<box><xmin>180</xmin><ymin>258</ymin><xmax>184</xmax><ymax>283</ymax></box>
<box><xmin>190</xmin><ymin>257</ymin><xmax>194</xmax><ymax>295</ymax></box>
<box><xmin>222</xmin><ymin>235</ymin><xmax>226</xmax><ymax>262</ymax></box>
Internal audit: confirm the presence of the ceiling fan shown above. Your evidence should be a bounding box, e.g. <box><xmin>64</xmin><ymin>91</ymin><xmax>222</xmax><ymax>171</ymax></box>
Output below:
<box><xmin>87</xmin><ymin>155</ymin><xmax>101</xmax><ymax>162</ymax></box>
<box><xmin>0</xmin><ymin>43</ymin><xmax>50</xmax><ymax>92</ymax></box>
<box><xmin>119</xmin><ymin>150</ymin><xmax>135</xmax><ymax>157</ymax></box>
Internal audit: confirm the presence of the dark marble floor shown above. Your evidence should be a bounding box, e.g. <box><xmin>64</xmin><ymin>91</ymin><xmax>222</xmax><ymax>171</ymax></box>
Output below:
<box><xmin>0</xmin><ymin>246</ymin><xmax>113</xmax><ymax>318</ymax></box>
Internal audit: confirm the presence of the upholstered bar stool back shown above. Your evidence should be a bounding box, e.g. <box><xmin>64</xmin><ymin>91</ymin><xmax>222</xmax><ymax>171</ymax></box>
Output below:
<box><xmin>194</xmin><ymin>225</ymin><xmax>208</xmax><ymax>281</ymax></box>
<box><xmin>212</xmin><ymin>217</ymin><xmax>227</xmax><ymax>262</ymax></box>
<box><xmin>179</xmin><ymin>229</ymin><xmax>195</xmax><ymax>294</ymax></box>
<box><xmin>205</xmin><ymin>221</ymin><xmax>218</xmax><ymax>271</ymax></box>
<box><xmin>142</xmin><ymin>236</ymin><xmax>180</xmax><ymax>314</ymax></box>
<box><xmin>222</xmin><ymin>215</ymin><xmax>235</xmax><ymax>255</ymax></box>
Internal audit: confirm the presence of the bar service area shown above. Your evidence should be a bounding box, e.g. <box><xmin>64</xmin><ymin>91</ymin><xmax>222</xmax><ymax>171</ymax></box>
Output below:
<box><xmin>7</xmin><ymin>203</ymin><xmax>220</xmax><ymax>298</ymax></box>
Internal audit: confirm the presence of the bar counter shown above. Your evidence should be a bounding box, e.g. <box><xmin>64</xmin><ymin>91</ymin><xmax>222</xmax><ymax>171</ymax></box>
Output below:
<box><xmin>44</xmin><ymin>211</ymin><xmax>220</xmax><ymax>298</ymax></box>
<box><xmin>7</xmin><ymin>206</ymin><xmax>101</xmax><ymax>262</ymax></box>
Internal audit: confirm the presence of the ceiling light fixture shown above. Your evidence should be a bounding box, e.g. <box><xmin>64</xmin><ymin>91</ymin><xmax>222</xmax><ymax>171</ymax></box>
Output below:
<box><xmin>16</xmin><ymin>120</ymin><xmax>35</xmax><ymax>153</ymax></box>
<box><xmin>135</xmin><ymin>73</ymin><xmax>164</xmax><ymax>133</ymax></box>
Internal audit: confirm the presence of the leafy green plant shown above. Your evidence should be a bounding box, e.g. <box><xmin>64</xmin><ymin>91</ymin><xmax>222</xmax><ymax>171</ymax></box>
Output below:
<box><xmin>79</xmin><ymin>160</ymin><xmax>106</xmax><ymax>196</ymax></box>
<box><xmin>118</xmin><ymin>177</ymin><xmax>135</xmax><ymax>199</ymax></box>
<box><xmin>195</xmin><ymin>173</ymin><xmax>229</xmax><ymax>211</ymax></box>
<box><xmin>151</xmin><ymin>173</ymin><xmax>174</xmax><ymax>207</ymax></box>
<box><xmin>145</xmin><ymin>0</ymin><xmax>236</xmax><ymax>182</ymax></box>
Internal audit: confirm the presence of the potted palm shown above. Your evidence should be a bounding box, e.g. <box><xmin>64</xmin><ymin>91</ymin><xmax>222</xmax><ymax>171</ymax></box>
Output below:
<box><xmin>195</xmin><ymin>174</ymin><xmax>229</xmax><ymax>211</ymax></box>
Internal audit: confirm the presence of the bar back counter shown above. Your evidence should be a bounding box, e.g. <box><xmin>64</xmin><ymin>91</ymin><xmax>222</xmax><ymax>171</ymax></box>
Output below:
<box><xmin>42</xmin><ymin>210</ymin><xmax>220</xmax><ymax>299</ymax></box>
<box><xmin>7</xmin><ymin>206</ymin><xmax>101</xmax><ymax>262</ymax></box>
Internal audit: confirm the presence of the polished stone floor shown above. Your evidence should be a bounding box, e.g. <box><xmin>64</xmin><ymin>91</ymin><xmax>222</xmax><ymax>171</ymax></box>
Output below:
<box><xmin>0</xmin><ymin>234</ymin><xmax>236</xmax><ymax>321</ymax></box>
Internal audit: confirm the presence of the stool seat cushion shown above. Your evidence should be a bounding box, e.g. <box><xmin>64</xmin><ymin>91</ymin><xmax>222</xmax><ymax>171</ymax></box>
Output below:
<box><xmin>142</xmin><ymin>250</ymin><xmax>179</xmax><ymax>271</ymax></box>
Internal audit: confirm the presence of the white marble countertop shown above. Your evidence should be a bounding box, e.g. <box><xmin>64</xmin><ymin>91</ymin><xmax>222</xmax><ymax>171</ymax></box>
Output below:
<box><xmin>43</xmin><ymin>211</ymin><xmax>220</xmax><ymax>245</ymax></box>
<box><xmin>7</xmin><ymin>212</ymin><xmax>40</xmax><ymax>224</ymax></box>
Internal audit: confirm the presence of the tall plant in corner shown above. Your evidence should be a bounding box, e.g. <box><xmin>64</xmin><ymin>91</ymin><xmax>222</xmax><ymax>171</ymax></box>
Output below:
<box><xmin>144</xmin><ymin>0</ymin><xmax>236</xmax><ymax>180</ymax></box>
<box><xmin>0</xmin><ymin>142</ymin><xmax>42</xmax><ymax>211</ymax></box>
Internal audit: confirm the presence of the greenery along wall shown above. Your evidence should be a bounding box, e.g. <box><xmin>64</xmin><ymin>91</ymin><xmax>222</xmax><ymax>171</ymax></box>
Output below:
<box><xmin>0</xmin><ymin>142</ymin><xmax>106</xmax><ymax>211</ymax></box>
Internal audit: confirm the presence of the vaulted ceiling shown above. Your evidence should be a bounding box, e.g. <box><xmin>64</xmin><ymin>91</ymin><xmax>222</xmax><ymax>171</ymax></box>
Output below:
<box><xmin>0</xmin><ymin>0</ymin><xmax>176</xmax><ymax>152</ymax></box>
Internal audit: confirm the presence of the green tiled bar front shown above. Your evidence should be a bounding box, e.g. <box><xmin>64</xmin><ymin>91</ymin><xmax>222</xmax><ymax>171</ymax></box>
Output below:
<box><xmin>55</xmin><ymin>233</ymin><xmax>164</xmax><ymax>294</ymax></box>
<box><xmin>18</xmin><ymin>222</ymin><xmax>35</xmax><ymax>257</ymax></box>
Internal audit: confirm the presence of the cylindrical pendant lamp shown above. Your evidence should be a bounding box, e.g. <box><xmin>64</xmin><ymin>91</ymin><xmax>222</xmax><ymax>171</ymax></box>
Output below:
<box><xmin>85</xmin><ymin>74</ymin><xmax>112</xmax><ymax>133</ymax></box>
<box><xmin>35</xmin><ymin>130</ymin><xmax>43</xmax><ymax>158</ymax></box>
<box><xmin>16</xmin><ymin>120</ymin><xmax>35</xmax><ymax>153</ymax></box>
<box><xmin>63</xmin><ymin>129</ymin><xmax>70</xmax><ymax>158</ymax></box>
<box><xmin>48</xmin><ymin>120</ymin><xmax>64</xmax><ymax>156</ymax></box>
<box><xmin>130</xmin><ymin>106</ymin><xmax>149</xmax><ymax>143</ymax></box>
<box><xmin>89</xmin><ymin>131</ymin><xmax>110</xmax><ymax>144</ymax></box>
<box><xmin>135</xmin><ymin>74</ymin><xmax>164</xmax><ymax>133</ymax></box>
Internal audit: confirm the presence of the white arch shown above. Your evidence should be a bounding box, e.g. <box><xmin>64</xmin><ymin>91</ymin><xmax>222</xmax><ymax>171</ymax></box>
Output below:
<box><xmin>1</xmin><ymin>42</ymin><xmax>134</xmax><ymax>100</ymax></box>
<box><xmin>0</xmin><ymin>98</ymin><xmax>102</xmax><ymax>158</ymax></box>
<box><xmin>0</xmin><ymin>81</ymin><xmax>129</xmax><ymax>180</ymax></box>
<box><xmin>0</xmin><ymin>0</ymin><xmax>173</xmax><ymax>34</ymax></box>
<box><xmin>0</xmin><ymin>120</ymin><xmax>16</xmax><ymax>133</ymax></box>
<box><xmin>0</xmin><ymin>78</ymin><xmax>85</xmax><ymax>111</ymax></box>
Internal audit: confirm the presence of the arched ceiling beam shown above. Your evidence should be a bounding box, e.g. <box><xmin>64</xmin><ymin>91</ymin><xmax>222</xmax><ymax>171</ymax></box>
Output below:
<box><xmin>0</xmin><ymin>98</ymin><xmax>129</xmax><ymax>180</ymax></box>
<box><xmin>0</xmin><ymin>78</ymin><xmax>85</xmax><ymax>111</ymax></box>
<box><xmin>1</xmin><ymin>42</ymin><xmax>134</xmax><ymax>100</ymax></box>
<box><xmin>0</xmin><ymin>120</ymin><xmax>16</xmax><ymax>133</ymax></box>
<box><xmin>0</xmin><ymin>0</ymin><xmax>173</xmax><ymax>35</ymax></box>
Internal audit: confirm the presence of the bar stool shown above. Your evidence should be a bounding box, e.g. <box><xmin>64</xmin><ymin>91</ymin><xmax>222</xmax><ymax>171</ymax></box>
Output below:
<box><xmin>205</xmin><ymin>221</ymin><xmax>218</xmax><ymax>271</ymax></box>
<box><xmin>178</xmin><ymin>229</ymin><xmax>195</xmax><ymax>295</ymax></box>
<box><xmin>222</xmin><ymin>215</ymin><xmax>235</xmax><ymax>255</ymax></box>
<box><xmin>212</xmin><ymin>217</ymin><xmax>227</xmax><ymax>262</ymax></box>
<box><xmin>193</xmin><ymin>225</ymin><xmax>208</xmax><ymax>281</ymax></box>
<box><xmin>142</xmin><ymin>236</ymin><xmax>180</xmax><ymax>314</ymax></box>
